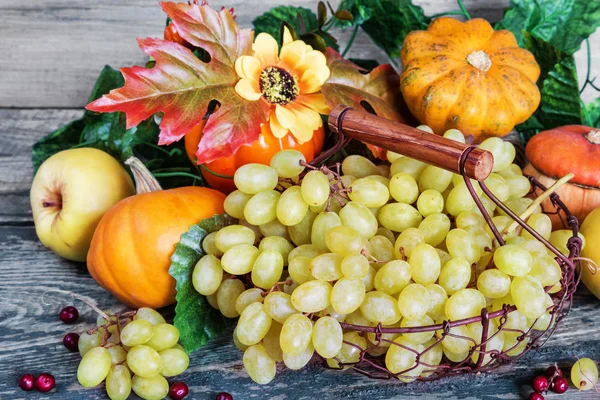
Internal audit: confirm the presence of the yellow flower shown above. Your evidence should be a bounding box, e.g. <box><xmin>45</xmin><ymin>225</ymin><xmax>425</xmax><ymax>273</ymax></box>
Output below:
<box><xmin>234</xmin><ymin>28</ymin><xmax>331</xmax><ymax>143</ymax></box>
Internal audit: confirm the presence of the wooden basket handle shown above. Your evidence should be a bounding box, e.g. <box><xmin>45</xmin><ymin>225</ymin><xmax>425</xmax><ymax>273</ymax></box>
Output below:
<box><xmin>328</xmin><ymin>106</ymin><xmax>494</xmax><ymax>181</ymax></box>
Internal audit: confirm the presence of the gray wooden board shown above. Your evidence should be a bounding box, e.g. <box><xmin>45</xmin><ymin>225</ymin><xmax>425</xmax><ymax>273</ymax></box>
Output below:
<box><xmin>0</xmin><ymin>0</ymin><xmax>598</xmax><ymax>108</ymax></box>
<box><xmin>1</xmin><ymin>109</ymin><xmax>600</xmax><ymax>399</ymax></box>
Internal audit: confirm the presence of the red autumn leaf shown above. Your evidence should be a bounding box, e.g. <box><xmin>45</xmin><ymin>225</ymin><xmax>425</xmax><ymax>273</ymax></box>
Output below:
<box><xmin>321</xmin><ymin>48</ymin><xmax>415</xmax><ymax>159</ymax></box>
<box><xmin>161</xmin><ymin>1</ymin><xmax>250</xmax><ymax>65</ymax></box>
<box><xmin>87</xmin><ymin>3</ymin><xmax>269</xmax><ymax>165</ymax></box>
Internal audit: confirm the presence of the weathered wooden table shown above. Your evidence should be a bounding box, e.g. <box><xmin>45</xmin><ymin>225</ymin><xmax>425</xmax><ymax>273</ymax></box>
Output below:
<box><xmin>1</xmin><ymin>1</ymin><xmax>599</xmax><ymax>399</ymax></box>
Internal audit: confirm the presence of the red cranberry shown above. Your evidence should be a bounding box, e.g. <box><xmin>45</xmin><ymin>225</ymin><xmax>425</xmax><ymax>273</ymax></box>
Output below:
<box><xmin>18</xmin><ymin>374</ymin><xmax>35</xmax><ymax>391</ymax></box>
<box><xmin>34</xmin><ymin>373</ymin><xmax>55</xmax><ymax>392</ymax></box>
<box><xmin>532</xmin><ymin>375</ymin><xmax>549</xmax><ymax>393</ymax></box>
<box><xmin>550</xmin><ymin>376</ymin><xmax>569</xmax><ymax>394</ymax></box>
<box><xmin>545</xmin><ymin>365</ymin><xmax>563</xmax><ymax>378</ymax></box>
<box><xmin>216</xmin><ymin>392</ymin><xmax>233</xmax><ymax>400</ymax></box>
<box><xmin>528</xmin><ymin>393</ymin><xmax>544</xmax><ymax>400</ymax></box>
<box><xmin>169</xmin><ymin>382</ymin><xmax>189</xmax><ymax>400</ymax></box>
<box><xmin>63</xmin><ymin>333</ymin><xmax>80</xmax><ymax>352</ymax></box>
<box><xmin>59</xmin><ymin>306</ymin><xmax>79</xmax><ymax>324</ymax></box>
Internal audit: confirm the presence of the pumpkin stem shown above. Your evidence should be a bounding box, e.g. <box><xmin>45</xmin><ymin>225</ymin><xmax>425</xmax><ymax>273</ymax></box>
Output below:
<box><xmin>586</xmin><ymin>129</ymin><xmax>600</xmax><ymax>144</ymax></box>
<box><xmin>504</xmin><ymin>173</ymin><xmax>575</xmax><ymax>235</ymax></box>
<box><xmin>467</xmin><ymin>50</ymin><xmax>492</xmax><ymax>72</ymax></box>
<box><xmin>125</xmin><ymin>156</ymin><xmax>163</xmax><ymax>194</ymax></box>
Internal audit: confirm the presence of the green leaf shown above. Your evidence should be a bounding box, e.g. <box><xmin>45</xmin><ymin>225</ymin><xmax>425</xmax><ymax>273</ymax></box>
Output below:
<box><xmin>335</xmin><ymin>0</ymin><xmax>373</xmax><ymax>27</ymax></box>
<box><xmin>317</xmin><ymin>1</ymin><xmax>327</xmax><ymax>27</ymax></box>
<box><xmin>31</xmin><ymin>119</ymin><xmax>86</xmax><ymax>174</ymax></box>
<box><xmin>538</xmin><ymin>56</ymin><xmax>582</xmax><ymax>127</ymax></box>
<box><xmin>335</xmin><ymin>0</ymin><xmax>429</xmax><ymax>65</ymax></box>
<box><xmin>253</xmin><ymin>6</ymin><xmax>318</xmax><ymax>41</ymax></box>
<box><xmin>168</xmin><ymin>214</ymin><xmax>237</xmax><ymax>353</ymax></box>
<box><xmin>253</xmin><ymin>6</ymin><xmax>339</xmax><ymax>51</ymax></box>
<box><xmin>497</xmin><ymin>0</ymin><xmax>600</xmax><ymax>55</ymax></box>
<box><xmin>582</xmin><ymin>98</ymin><xmax>600</xmax><ymax>128</ymax></box>
<box><xmin>517</xmin><ymin>34</ymin><xmax>583</xmax><ymax>141</ymax></box>
<box><xmin>31</xmin><ymin>65</ymin><xmax>204</xmax><ymax>188</ymax></box>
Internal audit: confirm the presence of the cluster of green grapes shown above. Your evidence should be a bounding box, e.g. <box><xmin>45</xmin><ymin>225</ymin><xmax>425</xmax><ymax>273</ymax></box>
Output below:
<box><xmin>192</xmin><ymin>127</ymin><xmax>584</xmax><ymax>384</ymax></box>
<box><xmin>77</xmin><ymin>308</ymin><xmax>189</xmax><ymax>399</ymax></box>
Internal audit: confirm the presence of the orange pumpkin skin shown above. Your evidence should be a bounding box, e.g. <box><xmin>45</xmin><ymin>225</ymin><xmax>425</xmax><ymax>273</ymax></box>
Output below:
<box><xmin>524</xmin><ymin>126</ymin><xmax>600</xmax><ymax>229</ymax></box>
<box><xmin>400</xmin><ymin>17</ymin><xmax>540</xmax><ymax>142</ymax></box>
<box><xmin>87</xmin><ymin>187</ymin><xmax>225</xmax><ymax>308</ymax></box>
<box><xmin>185</xmin><ymin>121</ymin><xmax>325</xmax><ymax>193</ymax></box>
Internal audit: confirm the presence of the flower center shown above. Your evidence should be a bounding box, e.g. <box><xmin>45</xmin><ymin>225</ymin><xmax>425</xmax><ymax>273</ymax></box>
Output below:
<box><xmin>259</xmin><ymin>66</ymin><xmax>298</xmax><ymax>105</ymax></box>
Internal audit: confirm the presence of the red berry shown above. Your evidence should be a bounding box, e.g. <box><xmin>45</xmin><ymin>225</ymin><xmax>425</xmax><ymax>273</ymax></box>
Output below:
<box><xmin>169</xmin><ymin>382</ymin><xmax>189</xmax><ymax>400</ymax></box>
<box><xmin>63</xmin><ymin>333</ymin><xmax>80</xmax><ymax>352</ymax></box>
<box><xmin>34</xmin><ymin>373</ymin><xmax>55</xmax><ymax>392</ymax></box>
<box><xmin>216</xmin><ymin>392</ymin><xmax>233</xmax><ymax>400</ymax></box>
<box><xmin>59</xmin><ymin>306</ymin><xmax>79</xmax><ymax>324</ymax></box>
<box><xmin>532</xmin><ymin>375</ymin><xmax>549</xmax><ymax>393</ymax></box>
<box><xmin>545</xmin><ymin>365</ymin><xmax>563</xmax><ymax>378</ymax></box>
<box><xmin>18</xmin><ymin>374</ymin><xmax>35</xmax><ymax>391</ymax></box>
<box><xmin>528</xmin><ymin>393</ymin><xmax>544</xmax><ymax>400</ymax></box>
<box><xmin>550</xmin><ymin>376</ymin><xmax>569</xmax><ymax>394</ymax></box>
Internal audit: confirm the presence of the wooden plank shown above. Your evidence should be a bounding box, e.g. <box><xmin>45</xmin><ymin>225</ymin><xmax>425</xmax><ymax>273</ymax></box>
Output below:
<box><xmin>0</xmin><ymin>109</ymin><xmax>82</xmax><ymax>224</ymax></box>
<box><xmin>0</xmin><ymin>0</ymin><xmax>598</xmax><ymax>108</ymax></box>
<box><xmin>0</xmin><ymin>225</ymin><xmax>599</xmax><ymax>400</ymax></box>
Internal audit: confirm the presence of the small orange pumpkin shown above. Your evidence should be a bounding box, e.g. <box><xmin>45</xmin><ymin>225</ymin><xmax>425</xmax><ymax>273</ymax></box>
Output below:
<box><xmin>400</xmin><ymin>17</ymin><xmax>541</xmax><ymax>141</ymax></box>
<box><xmin>185</xmin><ymin>120</ymin><xmax>325</xmax><ymax>194</ymax></box>
<box><xmin>524</xmin><ymin>126</ymin><xmax>600</xmax><ymax>229</ymax></box>
<box><xmin>87</xmin><ymin>157</ymin><xmax>225</xmax><ymax>308</ymax></box>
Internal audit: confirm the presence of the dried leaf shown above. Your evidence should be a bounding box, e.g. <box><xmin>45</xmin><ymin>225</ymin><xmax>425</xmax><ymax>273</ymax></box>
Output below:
<box><xmin>321</xmin><ymin>48</ymin><xmax>414</xmax><ymax>158</ymax></box>
<box><xmin>161</xmin><ymin>1</ymin><xmax>252</xmax><ymax>65</ymax></box>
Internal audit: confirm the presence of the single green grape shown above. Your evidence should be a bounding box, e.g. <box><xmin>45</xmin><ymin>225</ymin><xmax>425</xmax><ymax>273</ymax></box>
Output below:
<box><xmin>127</xmin><ymin>345</ymin><xmax>163</xmax><ymax>378</ymax></box>
<box><xmin>571</xmin><ymin>358</ymin><xmax>599</xmax><ymax>391</ymax></box>
<box><xmin>270</xmin><ymin>149</ymin><xmax>306</xmax><ymax>178</ymax></box>
<box><xmin>234</xmin><ymin>164</ymin><xmax>278</xmax><ymax>194</ymax></box>
<box><xmin>77</xmin><ymin>346</ymin><xmax>112</xmax><ymax>388</ymax></box>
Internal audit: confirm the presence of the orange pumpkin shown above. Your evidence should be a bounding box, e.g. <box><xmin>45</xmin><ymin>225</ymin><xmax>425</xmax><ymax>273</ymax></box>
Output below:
<box><xmin>87</xmin><ymin>157</ymin><xmax>225</xmax><ymax>308</ymax></box>
<box><xmin>185</xmin><ymin>120</ymin><xmax>325</xmax><ymax>193</ymax></box>
<box><xmin>400</xmin><ymin>17</ymin><xmax>540</xmax><ymax>142</ymax></box>
<box><xmin>524</xmin><ymin>126</ymin><xmax>600</xmax><ymax>229</ymax></box>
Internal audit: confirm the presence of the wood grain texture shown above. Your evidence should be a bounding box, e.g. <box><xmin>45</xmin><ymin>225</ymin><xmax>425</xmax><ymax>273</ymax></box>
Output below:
<box><xmin>0</xmin><ymin>0</ymin><xmax>598</xmax><ymax>107</ymax></box>
<box><xmin>0</xmin><ymin>109</ymin><xmax>82</xmax><ymax>224</ymax></box>
<box><xmin>0</xmin><ymin>225</ymin><xmax>600</xmax><ymax>400</ymax></box>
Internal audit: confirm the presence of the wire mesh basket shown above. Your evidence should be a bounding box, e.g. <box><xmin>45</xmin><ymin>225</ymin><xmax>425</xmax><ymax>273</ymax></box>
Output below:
<box><xmin>319</xmin><ymin>106</ymin><xmax>582</xmax><ymax>381</ymax></box>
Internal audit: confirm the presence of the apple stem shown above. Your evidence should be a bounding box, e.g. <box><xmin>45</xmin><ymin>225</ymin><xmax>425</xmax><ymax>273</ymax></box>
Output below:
<box><xmin>42</xmin><ymin>202</ymin><xmax>55</xmax><ymax>208</ymax></box>
<box><xmin>125</xmin><ymin>157</ymin><xmax>163</xmax><ymax>194</ymax></box>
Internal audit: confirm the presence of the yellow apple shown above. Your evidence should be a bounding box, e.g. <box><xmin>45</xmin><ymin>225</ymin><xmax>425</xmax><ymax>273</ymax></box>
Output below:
<box><xmin>30</xmin><ymin>148</ymin><xmax>135</xmax><ymax>261</ymax></box>
<box><xmin>581</xmin><ymin>207</ymin><xmax>600</xmax><ymax>300</ymax></box>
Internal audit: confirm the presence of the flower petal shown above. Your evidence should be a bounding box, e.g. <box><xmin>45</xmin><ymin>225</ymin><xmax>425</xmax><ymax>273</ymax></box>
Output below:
<box><xmin>253</xmin><ymin>33</ymin><xmax>279</xmax><ymax>67</ymax></box>
<box><xmin>279</xmin><ymin>40</ymin><xmax>308</xmax><ymax>71</ymax></box>
<box><xmin>235</xmin><ymin>78</ymin><xmax>262</xmax><ymax>101</ymax></box>
<box><xmin>294</xmin><ymin>50</ymin><xmax>327</xmax><ymax>76</ymax></box>
<box><xmin>290</xmin><ymin>103</ymin><xmax>321</xmax><ymax>129</ymax></box>
<box><xmin>296</xmin><ymin>93</ymin><xmax>330</xmax><ymax>114</ymax></box>
<box><xmin>299</xmin><ymin>65</ymin><xmax>331</xmax><ymax>94</ymax></box>
<box><xmin>288</xmin><ymin>113</ymin><xmax>315</xmax><ymax>143</ymax></box>
<box><xmin>269</xmin><ymin>112</ymin><xmax>289</xmax><ymax>138</ymax></box>
<box><xmin>275</xmin><ymin>104</ymin><xmax>297</xmax><ymax>128</ymax></box>
<box><xmin>235</xmin><ymin>56</ymin><xmax>261</xmax><ymax>80</ymax></box>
